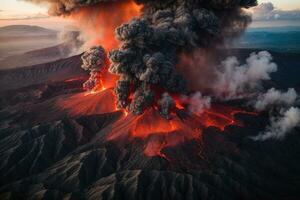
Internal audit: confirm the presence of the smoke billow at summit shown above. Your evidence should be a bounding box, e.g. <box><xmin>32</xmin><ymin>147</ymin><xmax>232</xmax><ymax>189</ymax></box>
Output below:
<box><xmin>24</xmin><ymin>0</ymin><xmax>300</xmax><ymax>157</ymax></box>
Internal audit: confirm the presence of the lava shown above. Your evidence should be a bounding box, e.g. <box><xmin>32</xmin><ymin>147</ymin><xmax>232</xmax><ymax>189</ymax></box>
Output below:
<box><xmin>200</xmin><ymin>105</ymin><xmax>258</xmax><ymax>131</ymax></box>
<box><xmin>107</xmin><ymin>108</ymin><xmax>201</xmax><ymax>158</ymax></box>
<box><xmin>61</xmin><ymin>0</ymin><xmax>259</xmax><ymax>159</ymax></box>
<box><xmin>105</xmin><ymin>104</ymin><xmax>258</xmax><ymax>158</ymax></box>
<box><xmin>58</xmin><ymin>88</ymin><xmax>117</xmax><ymax>116</ymax></box>
<box><xmin>70</xmin><ymin>0</ymin><xmax>141</xmax><ymax>50</ymax></box>
<box><xmin>87</xmin><ymin>68</ymin><xmax>118</xmax><ymax>94</ymax></box>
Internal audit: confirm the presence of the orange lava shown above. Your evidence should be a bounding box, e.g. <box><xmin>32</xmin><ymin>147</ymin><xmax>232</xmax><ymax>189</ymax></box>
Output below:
<box><xmin>70</xmin><ymin>0</ymin><xmax>141</xmax><ymax>50</ymax></box>
<box><xmin>58</xmin><ymin>89</ymin><xmax>117</xmax><ymax>117</ymax></box>
<box><xmin>107</xmin><ymin>108</ymin><xmax>201</xmax><ymax>158</ymax></box>
<box><xmin>132</xmin><ymin>110</ymin><xmax>182</xmax><ymax>138</ymax></box>
<box><xmin>106</xmin><ymin>105</ymin><xmax>257</xmax><ymax>158</ymax></box>
<box><xmin>59</xmin><ymin>0</ymin><xmax>259</xmax><ymax>159</ymax></box>
<box><xmin>89</xmin><ymin>71</ymin><xmax>118</xmax><ymax>93</ymax></box>
<box><xmin>199</xmin><ymin>105</ymin><xmax>258</xmax><ymax>131</ymax></box>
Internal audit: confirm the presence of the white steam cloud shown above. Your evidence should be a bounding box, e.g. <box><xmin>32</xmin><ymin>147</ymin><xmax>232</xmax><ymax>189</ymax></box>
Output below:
<box><xmin>214</xmin><ymin>51</ymin><xmax>277</xmax><ymax>99</ymax></box>
<box><xmin>252</xmin><ymin>107</ymin><xmax>300</xmax><ymax>141</ymax></box>
<box><xmin>250</xmin><ymin>2</ymin><xmax>300</xmax><ymax>21</ymax></box>
<box><xmin>181</xmin><ymin>92</ymin><xmax>211</xmax><ymax>115</ymax></box>
<box><xmin>58</xmin><ymin>29</ymin><xmax>84</xmax><ymax>55</ymax></box>
<box><xmin>253</xmin><ymin>88</ymin><xmax>298</xmax><ymax>111</ymax></box>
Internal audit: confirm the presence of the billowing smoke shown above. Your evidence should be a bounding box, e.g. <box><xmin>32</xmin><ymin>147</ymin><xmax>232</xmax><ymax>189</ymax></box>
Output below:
<box><xmin>252</xmin><ymin>107</ymin><xmax>300</xmax><ymax>141</ymax></box>
<box><xmin>158</xmin><ymin>93</ymin><xmax>175</xmax><ymax>119</ymax></box>
<box><xmin>253</xmin><ymin>88</ymin><xmax>298</xmax><ymax>111</ymax></box>
<box><xmin>23</xmin><ymin>0</ymin><xmax>118</xmax><ymax>16</ymax></box>
<box><xmin>24</xmin><ymin>0</ymin><xmax>141</xmax><ymax>50</ymax></box>
<box><xmin>181</xmin><ymin>92</ymin><xmax>211</xmax><ymax>115</ymax></box>
<box><xmin>81</xmin><ymin>46</ymin><xmax>106</xmax><ymax>91</ymax></box>
<box><xmin>250</xmin><ymin>88</ymin><xmax>299</xmax><ymax>141</ymax></box>
<box><xmin>26</xmin><ymin>0</ymin><xmax>258</xmax><ymax>117</ymax></box>
<box><xmin>58</xmin><ymin>29</ymin><xmax>84</xmax><ymax>55</ymax></box>
<box><xmin>213</xmin><ymin>51</ymin><xmax>277</xmax><ymax>99</ymax></box>
<box><xmin>108</xmin><ymin>0</ymin><xmax>257</xmax><ymax>115</ymax></box>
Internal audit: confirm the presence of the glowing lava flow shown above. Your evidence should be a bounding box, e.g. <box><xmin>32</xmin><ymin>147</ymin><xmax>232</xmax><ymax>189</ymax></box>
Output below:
<box><xmin>60</xmin><ymin>0</ymin><xmax>259</xmax><ymax>158</ymax></box>
<box><xmin>105</xmin><ymin>104</ymin><xmax>258</xmax><ymax>158</ymax></box>
<box><xmin>107</xmin><ymin>108</ymin><xmax>201</xmax><ymax>158</ymax></box>
<box><xmin>58</xmin><ymin>88</ymin><xmax>117</xmax><ymax>116</ymax></box>
<box><xmin>199</xmin><ymin>105</ymin><xmax>258</xmax><ymax>131</ymax></box>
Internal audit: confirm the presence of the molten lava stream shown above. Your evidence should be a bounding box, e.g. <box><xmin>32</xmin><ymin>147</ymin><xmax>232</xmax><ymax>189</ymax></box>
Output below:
<box><xmin>107</xmin><ymin>108</ymin><xmax>202</xmax><ymax>158</ymax></box>
<box><xmin>198</xmin><ymin>105</ymin><xmax>258</xmax><ymax>131</ymax></box>
<box><xmin>58</xmin><ymin>88</ymin><xmax>117</xmax><ymax>117</ymax></box>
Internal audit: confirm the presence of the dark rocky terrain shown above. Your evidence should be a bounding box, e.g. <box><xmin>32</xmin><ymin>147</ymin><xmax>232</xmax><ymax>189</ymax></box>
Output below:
<box><xmin>0</xmin><ymin>54</ymin><xmax>84</xmax><ymax>92</ymax></box>
<box><xmin>0</xmin><ymin>49</ymin><xmax>300</xmax><ymax>200</ymax></box>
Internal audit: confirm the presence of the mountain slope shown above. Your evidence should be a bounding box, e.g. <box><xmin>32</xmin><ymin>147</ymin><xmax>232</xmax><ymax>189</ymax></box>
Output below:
<box><xmin>0</xmin><ymin>50</ymin><xmax>300</xmax><ymax>200</ymax></box>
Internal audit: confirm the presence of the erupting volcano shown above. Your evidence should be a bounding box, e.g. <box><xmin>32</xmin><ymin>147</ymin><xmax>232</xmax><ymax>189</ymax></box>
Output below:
<box><xmin>24</xmin><ymin>0</ymin><xmax>262</xmax><ymax>157</ymax></box>
<box><xmin>2</xmin><ymin>0</ymin><xmax>300</xmax><ymax>199</ymax></box>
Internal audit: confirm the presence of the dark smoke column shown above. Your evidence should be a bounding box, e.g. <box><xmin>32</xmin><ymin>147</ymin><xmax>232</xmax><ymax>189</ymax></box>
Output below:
<box><xmin>81</xmin><ymin>46</ymin><xmax>106</xmax><ymax>91</ymax></box>
<box><xmin>109</xmin><ymin>0</ymin><xmax>257</xmax><ymax>116</ymax></box>
<box><xmin>24</xmin><ymin>0</ymin><xmax>257</xmax><ymax>117</ymax></box>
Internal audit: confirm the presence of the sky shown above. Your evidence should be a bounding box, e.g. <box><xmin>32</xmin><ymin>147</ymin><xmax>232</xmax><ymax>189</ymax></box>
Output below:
<box><xmin>0</xmin><ymin>0</ymin><xmax>299</xmax><ymax>29</ymax></box>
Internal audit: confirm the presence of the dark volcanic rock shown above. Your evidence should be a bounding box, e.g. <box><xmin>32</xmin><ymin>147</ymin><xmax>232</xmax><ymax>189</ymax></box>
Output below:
<box><xmin>0</xmin><ymin>50</ymin><xmax>300</xmax><ymax>200</ymax></box>
<box><xmin>0</xmin><ymin>54</ymin><xmax>86</xmax><ymax>92</ymax></box>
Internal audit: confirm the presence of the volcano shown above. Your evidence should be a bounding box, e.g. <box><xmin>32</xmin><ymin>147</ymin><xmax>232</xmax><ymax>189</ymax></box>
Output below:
<box><xmin>0</xmin><ymin>49</ymin><xmax>300</xmax><ymax>200</ymax></box>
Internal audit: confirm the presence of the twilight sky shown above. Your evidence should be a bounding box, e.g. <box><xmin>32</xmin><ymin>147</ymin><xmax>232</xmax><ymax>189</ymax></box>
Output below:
<box><xmin>0</xmin><ymin>0</ymin><xmax>299</xmax><ymax>29</ymax></box>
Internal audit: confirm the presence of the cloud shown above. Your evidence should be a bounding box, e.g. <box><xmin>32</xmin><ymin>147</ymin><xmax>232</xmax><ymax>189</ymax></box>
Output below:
<box><xmin>250</xmin><ymin>2</ymin><xmax>300</xmax><ymax>21</ymax></box>
<box><xmin>0</xmin><ymin>12</ymin><xmax>48</xmax><ymax>20</ymax></box>
<box><xmin>180</xmin><ymin>92</ymin><xmax>211</xmax><ymax>115</ymax></box>
<box><xmin>253</xmin><ymin>88</ymin><xmax>298</xmax><ymax>111</ymax></box>
<box><xmin>252</xmin><ymin>107</ymin><xmax>300</xmax><ymax>141</ymax></box>
<box><xmin>213</xmin><ymin>51</ymin><xmax>277</xmax><ymax>99</ymax></box>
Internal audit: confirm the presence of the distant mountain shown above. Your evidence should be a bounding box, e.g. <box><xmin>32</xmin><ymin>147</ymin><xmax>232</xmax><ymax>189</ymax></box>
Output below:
<box><xmin>0</xmin><ymin>42</ymin><xmax>82</xmax><ymax>69</ymax></box>
<box><xmin>234</xmin><ymin>26</ymin><xmax>300</xmax><ymax>53</ymax></box>
<box><xmin>0</xmin><ymin>25</ymin><xmax>57</xmax><ymax>38</ymax></box>
<box><xmin>0</xmin><ymin>54</ymin><xmax>85</xmax><ymax>92</ymax></box>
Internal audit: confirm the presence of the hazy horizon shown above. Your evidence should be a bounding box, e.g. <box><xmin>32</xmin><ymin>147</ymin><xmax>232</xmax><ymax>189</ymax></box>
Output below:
<box><xmin>0</xmin><ymin>0</ymin><xmax>299</xmax><ymax>30</ymax></box>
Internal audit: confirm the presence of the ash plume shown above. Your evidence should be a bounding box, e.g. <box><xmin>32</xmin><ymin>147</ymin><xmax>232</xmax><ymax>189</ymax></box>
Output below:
<box><xmin>109</xmin><ymin>0</ymin><xmax>257</xmax><ymax>115</ymax></box>
<box><xmin>23</xmin><ymin>0</ymin><xmax>121</xmax><ymax>16</ymax></box>
<box><xmin>26</xmin><ymin>0</ymin><xmax>258</xmax><ymax>117</ymax></box>
<box><xmin>252</xmin><ymin>107</ymin><xmax>300</xmax><ymax>141</ymax></box>
<box><xmin>81</xmin><ymin>46</ymin><xmax>106</xmax><ymax>91</ymax></box>
<box><xmin>253</xmin><ymin>88</ymin><xmax>298</xmax><ymax>111</ymax></box>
